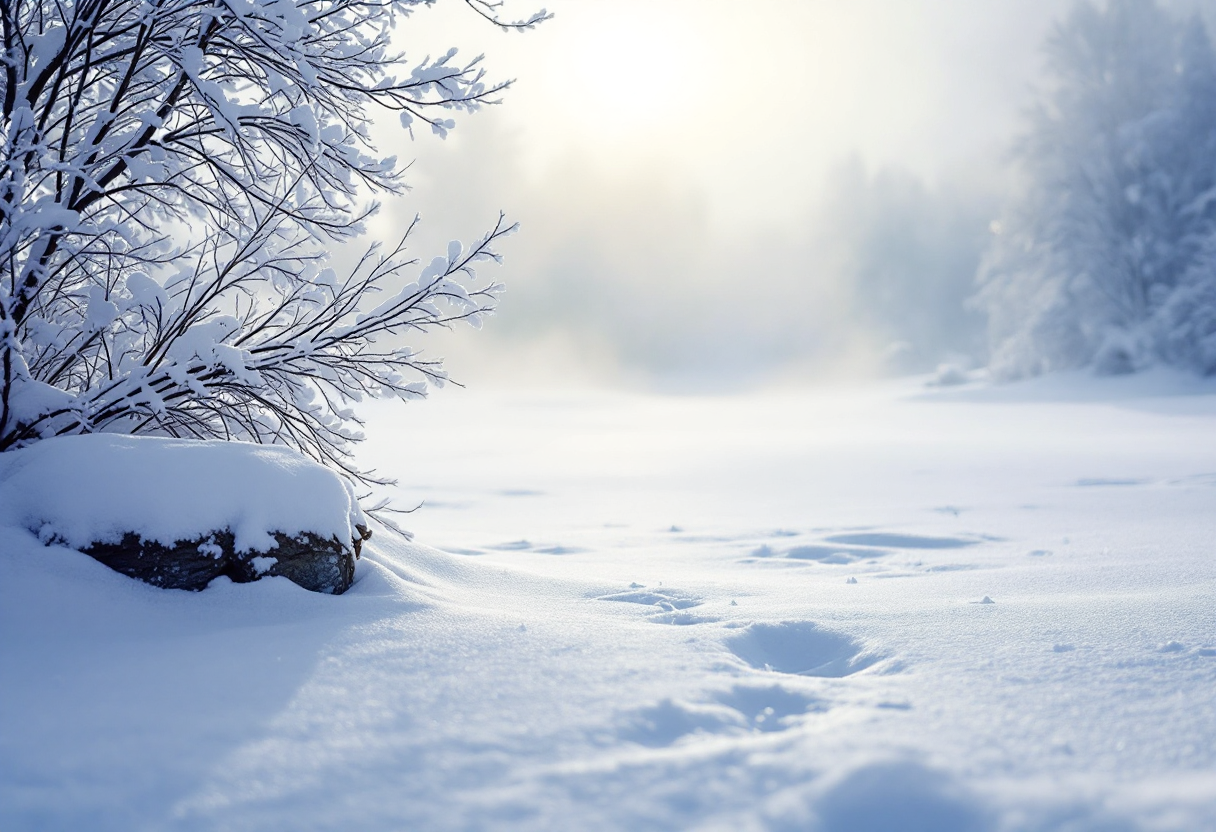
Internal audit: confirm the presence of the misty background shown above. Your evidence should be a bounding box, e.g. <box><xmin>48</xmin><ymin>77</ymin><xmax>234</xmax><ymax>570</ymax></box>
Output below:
<box><xmin>351</xmin><ymin>0</ymin><xmax>1213</xmax><ymax>389</ymax></box>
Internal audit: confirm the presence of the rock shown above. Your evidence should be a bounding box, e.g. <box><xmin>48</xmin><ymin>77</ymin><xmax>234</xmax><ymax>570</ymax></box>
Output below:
<box><xmin>83</xmin><ymin>529</ymin><xmax>356</xmax><ymax>594</ymax></box>
<box><xmin>353</xmin><ymin>523</ymin><xmax>373</xmax><ymax>558</ymax></box>
<box><xmin>0</xmin><ymin>433</ymin><xmax>369</xmax><ymax>595</ymax></box>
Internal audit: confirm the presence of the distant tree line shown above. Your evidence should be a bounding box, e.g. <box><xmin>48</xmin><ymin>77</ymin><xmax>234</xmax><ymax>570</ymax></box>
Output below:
<box><xmin>978</xmin><ymin>0</ymin><xmax>1216</xmax><ymax>378</ymax></box>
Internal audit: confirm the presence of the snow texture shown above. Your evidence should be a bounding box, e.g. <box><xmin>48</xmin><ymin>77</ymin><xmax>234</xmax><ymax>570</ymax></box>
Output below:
<box><xmin>0</xmin><ymin>434</ymin><xmax>361</xmax><ymax>553</ymax></box>
<box><xmin>2</xmin><ymin>372</ymin><xmax>1215</xmax><ymax>831</ymax></box>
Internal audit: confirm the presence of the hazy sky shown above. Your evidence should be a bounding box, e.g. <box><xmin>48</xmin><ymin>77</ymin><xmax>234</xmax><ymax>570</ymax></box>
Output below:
<box><xmin>399</xmin><ymin>1</ymin><xmax>1070</xmax><ymax>221</ymax></box>
<box><xmin>358</xmin><ymin>1</ymin><xmax>1086</xmax><ymax>387</ymax></box>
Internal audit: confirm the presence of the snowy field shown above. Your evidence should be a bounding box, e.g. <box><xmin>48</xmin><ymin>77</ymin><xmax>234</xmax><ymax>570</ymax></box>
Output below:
<box><xmin>3</xmin><ymin>371</ymin><xmax>1216</xmax><ymax>831</ymax></box>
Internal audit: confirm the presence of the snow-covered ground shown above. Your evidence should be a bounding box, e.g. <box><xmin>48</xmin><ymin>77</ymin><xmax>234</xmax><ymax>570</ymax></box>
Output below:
<box><xmin>3</xmin><ymin>370</ymin><xmax>1215</xmax><ymax>831</ymax></box>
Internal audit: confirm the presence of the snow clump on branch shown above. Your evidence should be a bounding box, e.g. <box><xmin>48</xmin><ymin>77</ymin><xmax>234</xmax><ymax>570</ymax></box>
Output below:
<box><xmin>0</xmin><ymin>0</ymin><xmax>549</xmax><ymax>482</ymax></box>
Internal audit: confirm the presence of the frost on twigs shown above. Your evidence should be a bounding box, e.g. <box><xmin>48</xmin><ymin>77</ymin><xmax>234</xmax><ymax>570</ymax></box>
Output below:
<box><xmin>0</xmin><ymin>0</ymin><xmax>538</xmax><ymax>485</ymax></box>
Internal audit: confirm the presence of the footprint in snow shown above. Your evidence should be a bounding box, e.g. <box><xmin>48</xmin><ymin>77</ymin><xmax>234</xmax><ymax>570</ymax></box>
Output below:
<box><xmin>726</xmin><ymin>621</ymin><xmax>882</xmax><ymax>678</ymax></box>
<box><xmin>532</xmin><ymin>545</ymin><xmax>589</xmax><ymax>555</ymax></box>
<box><xmin>596</xmin><ymin>588</ymin><xmax>722</xmax><ymax>625</ymax></box>
<box><xmin>743</xmin><ymin>530</ymin><xmax>984</xmax><ymax>568</ymax></box>
<box><xmin>619</xmin><ymin>683</ymin><xmax>827</xmax><ymax>747</ymax></box>
<box><xmin>747</xmin><ymin>543</ymin><xmax>888</xmax><ymax>565</ymax></box>
<box><xmin>488</xmin><ymin>540</ymin><xmax>534</xmax><ymax>551</ymax></box>
<box><xmin>713</xmin><ymin>683</ymin><xmax>828</xmax><ymax>732</ymax></box>
<box><xmin>486</xmin><ymin>540</ymin><xmax>589</xmax><ymax>555</ymax></box>
<box><xmin>822</xmin><ymin>532</ymin><xmax>979</xmax><ymax>550</ymax></box>
<box><xmin>596</xmin><ymin>588</ymin><xmax>704</xmax><ymax>611</ymax></box>
<box><xmin>619</xmin><ymin>698</ymin><xmax>744</xmax><ymax>747</ymax></box>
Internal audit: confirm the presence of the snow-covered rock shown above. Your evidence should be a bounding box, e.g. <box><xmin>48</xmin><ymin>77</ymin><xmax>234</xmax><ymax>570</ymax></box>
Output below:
<box><xmin>0</xmin><ymin>434</ymin><xmax>364</xmax><ymax>593</ymax></box>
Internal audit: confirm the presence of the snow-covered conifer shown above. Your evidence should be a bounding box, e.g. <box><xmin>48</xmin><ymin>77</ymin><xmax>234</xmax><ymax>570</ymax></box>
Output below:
<box><xmin>977</xmin><ymin>0</ymin><xmax>1216</xmax><ymax>378</ymax></box>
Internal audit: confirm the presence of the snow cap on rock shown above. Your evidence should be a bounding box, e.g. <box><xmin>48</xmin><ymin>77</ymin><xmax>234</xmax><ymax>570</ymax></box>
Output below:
<box><xmin>0</xmin><ymin>434</ymin><xmax>362</xmax><ymax>553</ymax></box>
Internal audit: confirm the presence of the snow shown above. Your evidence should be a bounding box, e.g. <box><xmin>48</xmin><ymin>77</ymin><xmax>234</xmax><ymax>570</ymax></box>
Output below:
<box><xmin>3</xmin><ymin>371</ymin><xmax>1216</xmax><ymax>831</ymax></box>
<box><xmin>0</xmin><ymin>434</ymin><xmax>361</xmax><ymax>553</ymax></box>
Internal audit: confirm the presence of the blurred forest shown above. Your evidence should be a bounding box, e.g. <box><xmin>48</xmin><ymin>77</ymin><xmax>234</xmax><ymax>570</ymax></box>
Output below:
<box><xmin>979</xmin><ymin>0</ymin><xmax>1216</xmax><ymax>378</ymax></box>
<box><xmin>389</xmin><ymin>0</ymin><xmax>1216</xmax><ymax>388</ymax></box>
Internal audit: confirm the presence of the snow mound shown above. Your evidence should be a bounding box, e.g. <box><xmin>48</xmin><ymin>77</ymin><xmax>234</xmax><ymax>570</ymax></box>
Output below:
<box><xmin>0</xmin><ymin>434</ymin><xmax>362</xmax><ymax>553</ymax></box>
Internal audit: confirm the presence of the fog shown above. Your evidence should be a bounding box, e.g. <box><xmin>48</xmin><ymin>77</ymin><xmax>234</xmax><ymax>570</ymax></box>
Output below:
<box><xmin>356</xmin><ymin>1</ymin><xmax>1079</xmax><ymax>387</ymax></box>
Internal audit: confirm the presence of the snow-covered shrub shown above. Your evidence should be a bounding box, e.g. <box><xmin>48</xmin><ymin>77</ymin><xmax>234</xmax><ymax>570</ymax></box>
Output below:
<box><xmin>977</xmin><ymin>0</ymin><xmax>1216</xmax><ymax>378</ymax></box>
<box><xmin>0</xmin><ymin>0</ymin><xmax>548</xmax><ymax>479</ymax></box>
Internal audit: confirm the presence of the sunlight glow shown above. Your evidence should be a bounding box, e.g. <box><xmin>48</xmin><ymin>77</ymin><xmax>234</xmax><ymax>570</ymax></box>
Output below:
<box><xmin>548</xmin><ymin>10</ymin><xmax>708</xmax><ymax>139</ymax></box>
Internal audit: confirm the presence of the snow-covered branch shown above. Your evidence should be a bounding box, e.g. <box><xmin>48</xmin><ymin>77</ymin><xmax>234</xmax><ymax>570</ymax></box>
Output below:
<box><xmin>0</xmin><ymin>0</ymin><xmax>542</xmax><ymax>477</ymax></box>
